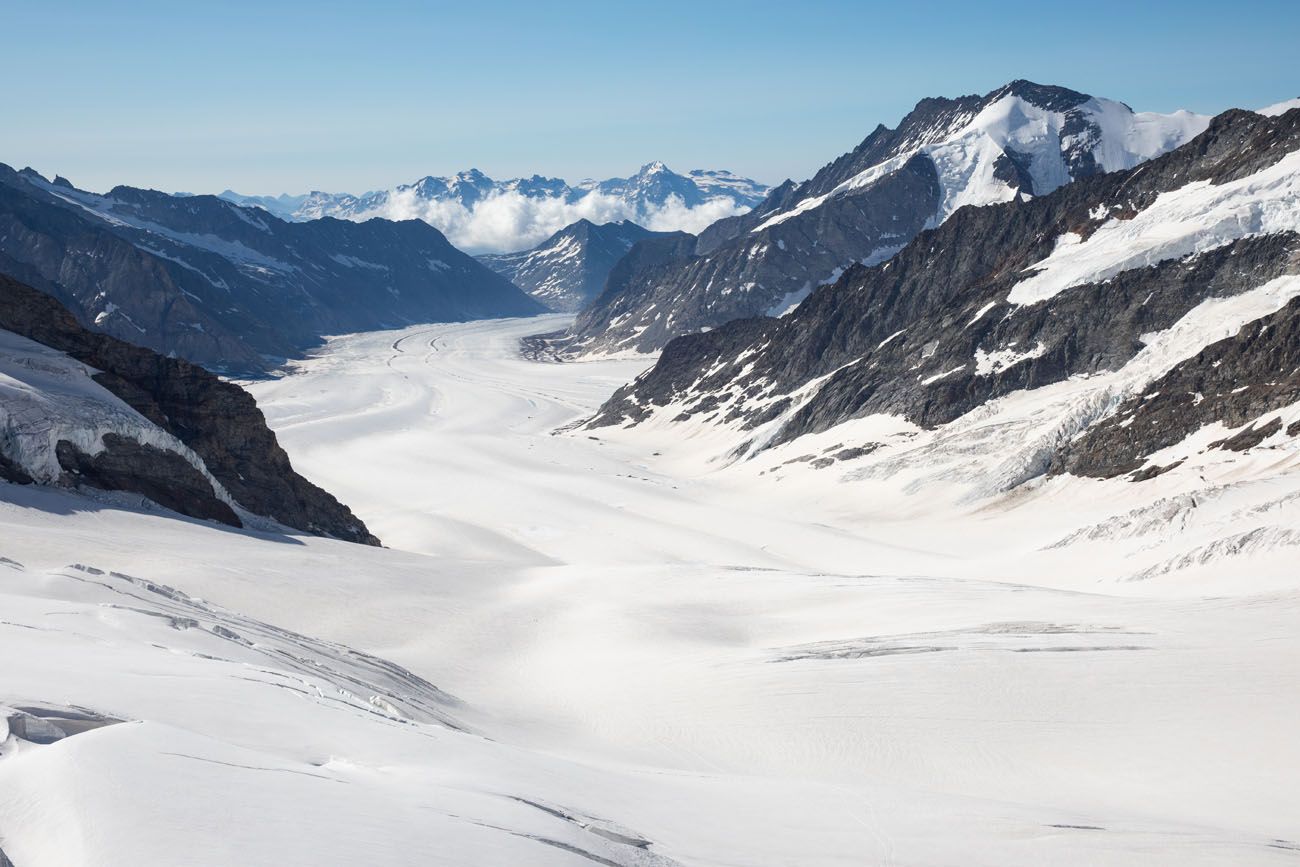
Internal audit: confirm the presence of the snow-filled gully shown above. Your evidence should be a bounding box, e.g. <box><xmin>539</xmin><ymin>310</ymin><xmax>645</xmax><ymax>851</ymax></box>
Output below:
<box><xmin>1</xmin><ymin>315</ymin><xmax>1298</xmax><ymax>866</ymax></box>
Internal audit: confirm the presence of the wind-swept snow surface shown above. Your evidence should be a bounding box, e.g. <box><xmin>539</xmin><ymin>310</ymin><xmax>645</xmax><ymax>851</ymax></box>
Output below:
<box><xmin>2</xmin><ymin>316</ymin><xmax>1298</xmax><ymax>865</ymax></box>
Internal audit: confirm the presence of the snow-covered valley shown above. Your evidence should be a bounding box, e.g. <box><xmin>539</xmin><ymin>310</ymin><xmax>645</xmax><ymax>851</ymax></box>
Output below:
<box><xmin>2</xmin><ymin>314</ymin><xmax>1297</xmax><ymax>865</ymax></box>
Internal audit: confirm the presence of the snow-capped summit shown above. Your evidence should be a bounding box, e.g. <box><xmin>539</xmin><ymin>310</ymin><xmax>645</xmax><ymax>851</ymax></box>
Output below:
<box><xmin>687</xmin><ymin>167</ymin><xmax>769</xmax><ymax>201</ymax></box>
<box><xmin>566</xmin><ymin>80</ymin><xmax>1211</xmax><ymax>356</ymax></box>
<box><xmin>410</xmin><ymin>168</ymin><xmax>497</xmax><ymax>208</ymax></box>
<box><xmin>216</xmin><ymin>164</ymin><xmax>769</xmax><ymax>254</ymax></box>
<box><xmin>751</xmin><ymin>79</ymin><xmax>1209</xmax><ymax>233</ymax></box>
<box><xmin>499</xmin><ymin>173</ymin><xmax>571</xmax><ymax>199</ymax></box>
<box><xmin>576</xmin><ymin>161</ymin><xmax>758</xmax><ymax>212</ymax></box>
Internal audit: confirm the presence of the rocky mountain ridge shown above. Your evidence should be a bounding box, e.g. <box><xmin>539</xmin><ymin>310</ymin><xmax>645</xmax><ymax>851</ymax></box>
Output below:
<box><xmin>478</xmin><ymin>219</ymin><xmax>674</xmax><ymax>312</ymax></box>
<box><xmin>586</xmin><ymin>107</ymin><xmax>1300</xmax><ymax>496</ymax></box>
<box><xmin>0</xmin><ymin>166</ymin><xmax>541</xmax><ymax>374</ymax></box>
<box><xmin>564</xmin><ymin>80</ymin><xmax>1210</xmax><ymax>356</ymax></box>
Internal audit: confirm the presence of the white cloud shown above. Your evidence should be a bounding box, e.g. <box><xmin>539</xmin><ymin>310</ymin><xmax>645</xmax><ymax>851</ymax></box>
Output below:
<box><xmin>357</xmin><ymin>190</ymin><xmax>752</xmax><ymax>254</ymax></box>
<box><xmin>640</xmin><ymin>195</ymin><xmax>752</xmax><ymax>235</ymax></box>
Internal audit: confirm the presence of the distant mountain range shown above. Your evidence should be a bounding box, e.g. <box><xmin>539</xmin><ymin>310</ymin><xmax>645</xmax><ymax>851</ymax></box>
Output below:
<box><xmin>561</xmin><ymin>81</ymin><xmax>1210</xmax><ymax>356</ymax></box>
<box><xmin>0</xmin><ymin>166</ymin><xmax>541</xmax><ymax>373</ymax></box>
<box><xmin>215</xmin><ymin>163</ymin><xmax>769</xmax><ymax>254</ymax></box>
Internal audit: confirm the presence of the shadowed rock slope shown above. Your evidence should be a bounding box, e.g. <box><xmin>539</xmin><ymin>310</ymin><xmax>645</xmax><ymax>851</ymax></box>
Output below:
<box><xmin>0</xmin><ymin>166</ymin><xmax>542</xmax><ymax>374</ymax></box>
<box><xmin>0</xmin><ymin>271</ymin><xmax>379</xmax><ymax>544</ymax></box>
<box><xmin>479</xmin><ymin>219</ymin><xmax>673</xmax><ymax>313</ymax></box>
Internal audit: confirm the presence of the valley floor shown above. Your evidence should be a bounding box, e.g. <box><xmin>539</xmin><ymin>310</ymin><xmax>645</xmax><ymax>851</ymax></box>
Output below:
<box><xmin>1</xmin><ymin>315</ymin><xmax>1297</xmax><ymax>866</ymax></box>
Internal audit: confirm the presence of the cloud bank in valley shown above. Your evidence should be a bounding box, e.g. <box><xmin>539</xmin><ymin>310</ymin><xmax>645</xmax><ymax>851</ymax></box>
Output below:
<box><xmin>369</xmin><ymin>190</ymin><xmax>752</xmax><ymax>254</ymax></box>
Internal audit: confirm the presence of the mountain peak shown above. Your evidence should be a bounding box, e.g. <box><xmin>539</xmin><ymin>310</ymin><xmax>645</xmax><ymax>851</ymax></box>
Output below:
<box><xmin>566</xmin><ymin>80</ymin><xmax>1211</xmax><ymax>356</ymax></box>
<box><xmin>991</xmin><ymin>79</ymin><xmax>1092</xmax><ymax>112</ymax></box>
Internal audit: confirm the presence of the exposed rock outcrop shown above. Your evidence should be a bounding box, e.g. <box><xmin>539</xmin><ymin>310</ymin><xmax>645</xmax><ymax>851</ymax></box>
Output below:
<box><xmin>0</xmin><ymin>272</ymin><xmax>380</xmax><ymax>544</ymax></box>
<box><xmin>1055</xmin><ymin>295</ymin><xmax>1300</xmax><ymax>478</ymax></box>
<box><xmin>56</xmin><ymin>434</ymin><xmax>241</xmax><ymax>526</ymax></box>
<box><xmin>0</xmin><ymin>449</ymin><xmax>33</xmax><ymax>485</ymax></box>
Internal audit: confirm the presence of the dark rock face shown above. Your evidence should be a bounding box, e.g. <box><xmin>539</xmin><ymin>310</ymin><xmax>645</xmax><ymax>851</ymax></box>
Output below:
<box><xmin>0</xmin><ymin>272</ymin><xmax>380</xmax><ymax>544</ymax></box>
<box><xmin>0</xmin><ymin>166</ymin><xmax>543</xmax><ymax>374</ymax></box>
<box><xmin>0</xmin><ymin>448</ymin><xmax>33</xmax><ymax>485</ymax></box>
<box><xmin>56</xmin><ymin>434</ymin><xmax>241</xmax><ymax>526</ymax></box>
<box><xmin>567</xmin><ymin>81</ymin><xmax>1195</xmax><ymax>356</ymax></box>
<box><xmin>1054</xmin><ymin>296</ymin><xmax>1300</xmax><ymax>478</ymax></box>
<box><xmin>569</xmin><ymin>232</ymin><xmax>701</xmax><ymax>343</ymax></box>
<box><xmin>479</xmin><ymin>219</ymin><xmax>672</xmax><ymax>312</ymax></box>
<box><xmin>589</xmin><ymin>108</ymin><xmax>1300</xmax><ymax>485</ymax></box>
<box><xmin>1216</xmin><ymin>417</ymin><xmax>1285</xmax><ymax>451</ymax></box>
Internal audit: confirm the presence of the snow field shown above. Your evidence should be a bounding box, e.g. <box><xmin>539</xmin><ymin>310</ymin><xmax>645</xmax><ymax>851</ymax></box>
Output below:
<box><xmin>1</xmin><ymin>314</ymin><xmax>1297</xmax><ymax>865</ymax></box>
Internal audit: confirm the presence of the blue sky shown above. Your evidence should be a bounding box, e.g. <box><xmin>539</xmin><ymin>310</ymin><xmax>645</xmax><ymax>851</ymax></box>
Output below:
<box><xmin>4</xmin><ymin>0</ymin><xmax>1297</xmax><ymax>194</ymax></box>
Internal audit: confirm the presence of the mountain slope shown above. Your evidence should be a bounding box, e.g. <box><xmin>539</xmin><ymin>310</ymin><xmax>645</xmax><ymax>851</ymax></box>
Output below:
<box><xmin>587</xmin><ymin>107</ymin><xmax>1300</xmax><ymax>499</ymax></box>
<box><xmin>0</xmin><ymin>167</ymin><xmax>542</xmax><ymax>373</ymax></box>
<box><xmin>224</xmin><ymin>163</ymin><xmax>769</xmax><ymax>254</ymax></box>
<box><xmin>478</xmin><ymin>219</ymin><xmax>673</xmax><ymax>312</ymax></box>
<box><xmin>0</xmin><ymin>272</ymin><xmax>379</xmax><ymax>543</ymax></box>
<box><xmin>566</xmin><ymin>81</ymin><xmax>1209</xmax><ymax>355</ymax></box>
